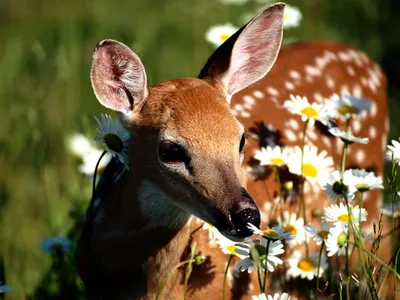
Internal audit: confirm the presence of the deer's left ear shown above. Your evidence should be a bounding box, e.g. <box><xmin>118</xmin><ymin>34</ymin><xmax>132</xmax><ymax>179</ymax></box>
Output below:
<box><xmin>199</xmin><ymin>3</ymin><xmax>284</xmax><ymax>99</ymax></box>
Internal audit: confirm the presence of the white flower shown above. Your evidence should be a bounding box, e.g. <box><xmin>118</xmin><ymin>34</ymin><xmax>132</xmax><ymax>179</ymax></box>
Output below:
<box><xmin>66</xmin><ymin>133</ymin><xmax>95</xmax><ymax>157</ymax></box>
<box><xmin>277</xmin><ymin>211</ymin><xmax>307</xmax><ymax>246</ymax></box>
<box><xmin>0</xmin><ymin>282</ymin><xmax>12</xmax><ymax>293</ymax></box>
<box><xmin>304</xmin><ymin>220</ymin><xmax>334</xmax><ymax>245</ymax></box>
<box><xmin>94</xmin><ymin>114</ymin><xmax>130</xmax><ymax>169</ymax></box>
<box><xmin>205</xmin><ymin>24</ymin><xmax>238</xmax><ymax>48</ymax></box>
<box><xmin>386</xmin><ymin>139</ymin><xmax>400</xmax><ymax>165</ymax></box>
<box><xmin>287</xmin><ymin>250</ymin><xmax>327</xmax><ymax>280</ymax></box>
<box><xmin>235</xmin><ymin>240</ymin><xmax>284</xmax><ymax>273</ymax></box>
<box><xmin>282</xmin><ymin>5</ymin><xmax>302</xmax><ymax>29</ymax></box>
<box><xmin>329</xmin><ymin>127</ymin><xmax>369</xmax><ymax>144</ymax></box>
<box><xmin>287</xmin><ymin>145</ymin><xmax>334</xmax><ymax>183</ymax></box>
<box><xmin>283</xmin><ymin>95</ymin><xmax>332</xmax><ymax>126</ymax></box>
<box><xmin>254</xmin><ymin>146</ymin><xmax>291</xmax><ymax>166</ymax></box>
<box><xmin>382</xmin><ymin>201</ymin><xmax>400</xmax><ymax>218</ymax></box>
<box><xmin>202</xmin><ymin>222</ymin><xmax>221</xmax><ymax>241</ymax></box>
<box><xmin>219</xmin><ymin>0</ymin><xmax>249</xmax><ymax>5</ymax></box>
<box><xmin>216</xmin><ymin>235</ymin><xmax>248</xmax><ymax>259</ymax></box>
<box><xmin>321</xmin><ymin>170</ymin><xmax>357</xmax><ymax>201</ymax></box>
<box><xmin>252</xmin><ymin>292</ymin><xmax>291</xmax><ymax>300</ymax></box>
<box><xmin>247</xmin><ymin>223</ymin><xmax>294</xmax><ymax>241</ymax></box>
<box><xmin>78</xmin><ymin>148</ymin><xmax>112</xmax><ymax>176</ymax></box>
<box><xmin>328</xmin><ymin>94</ymin><xmax>372</xmax><ymax>119</ymax></box>
<box><xmin>40</xmin><ymin>236</ymin><xmax>74</xmax><ymax>255</ymax></box>
<box><xmin>323</xmin><ymin>203</ymin><xmax>367</xmax><ymax>225</ymax></box>
<box><xmin>343</xmin><ymin>169</ymin><xmax>384</xmax><ymax>192</ymax></box>
<box><xmin>326</xmin><ymin>224</ymin><xmax>348</xmax><ymax>257</ymax></box>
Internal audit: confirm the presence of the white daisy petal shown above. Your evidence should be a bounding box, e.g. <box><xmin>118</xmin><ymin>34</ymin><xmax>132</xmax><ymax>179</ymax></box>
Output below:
<box><xmin>343</xmin><ymin>169</ymin><xmax>383</xmax><ymax>192</ymax></box>
<box><xmin>329</xmin><ymin>127</ymin><xmax>369</xmax><ymax>144</ymax></box>
<box><xmin>205</xmin><ymin>24</ymin><xmax>238</xmax><ymax>48</ymax></box>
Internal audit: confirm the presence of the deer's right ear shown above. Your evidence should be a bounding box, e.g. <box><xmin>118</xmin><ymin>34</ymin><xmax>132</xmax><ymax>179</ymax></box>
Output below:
<box><xmin>90</xmin><ymin>39</ymin><xmax>149</xmax><ymax>115</ymax></box>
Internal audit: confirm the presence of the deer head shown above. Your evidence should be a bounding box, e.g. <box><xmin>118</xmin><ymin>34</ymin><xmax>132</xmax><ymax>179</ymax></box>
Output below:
<box><xmin>89</xmin><ymin>3</ymin><xmax>284</xmax><ymax>240</ymax></box>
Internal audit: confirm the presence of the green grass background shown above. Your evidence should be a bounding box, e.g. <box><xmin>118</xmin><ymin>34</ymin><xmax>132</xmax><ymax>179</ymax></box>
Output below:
<box><xmin>0</xmin><ymin>0</ymin><xmax>399</xmax><ymax>298</ymax></box>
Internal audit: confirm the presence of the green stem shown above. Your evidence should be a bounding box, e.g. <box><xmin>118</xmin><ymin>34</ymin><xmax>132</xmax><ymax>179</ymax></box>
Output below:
<box><xmin>395</xmin><ymin>248</ymin><xmax>400</xmax><ymax>299</ymax></box>
<box><xmin>257</xmin><ymin>266</ymin><xmax>264</xmax><ymax>293</ymax></box>
<box><xmin>155</xmin><ymin>259</ymin><xmax>195</xmax><ymax>300</ymax></box>
<box><xmin>262</xmin><ymin>239</ymin><xmax>271</xmax><ymax>292</ymax></box>
<box><xmin>316</xmin><ymin>242</ymin><xmax>325</xmax><ymax>300</ymax></box>
<box><xmin>183</xmin><ymin>243</ymin><xmax>197</xmax><ymax>300</ymax></box>
<box><xmin>222</xmin><ymin>255</ymin><xmax>233</xmax><ymax>300</ymax></box>
<box><xmin>300</xmin><ymin>119</ymin><xmax>309</xmax><ymax>257</ymax></box>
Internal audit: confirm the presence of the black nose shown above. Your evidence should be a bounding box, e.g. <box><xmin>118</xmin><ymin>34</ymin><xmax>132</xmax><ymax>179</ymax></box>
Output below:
<box><xmin>230</xmin><ymin>208</ymin><xmax>261</xmax><ymax>238</ymax></box>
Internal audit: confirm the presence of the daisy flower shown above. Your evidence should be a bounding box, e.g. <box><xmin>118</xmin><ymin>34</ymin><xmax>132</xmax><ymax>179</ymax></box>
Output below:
<box><xmin>329</xmin><ymin>94</ymin><xmax>372</xmax><ymax>119</ymax></box>
<box><xmin>382</xmin><ymin>200</ymin><xmax>400</xmax><ymax>218</ymax></box>
<box><xmin>205</xmin><ymin>24</ymin><xmax>238</xmax><ymax>48</ymax></box>
<box><xmin>287</xmin><ymin>250</ymin><xmax>328</xmax><ymax>280</ymax></box>
<box><xmin>343</xmin><ymin>169</ymin><xmax>384</xmax><ymax>192</ymax></box>
<box><xmin>94</xmin><ymin>114</ymin><xmax>130</xmax><ymax>169</ymax></box>
<box><xmin>304</xmin><ymin>220</ymin><xmax>334</xmax><ymax>245</ymax></box>
<box><xmin>202</xmin><ymin>222</ymin><xmax>221</xmax><ymax>241</ymax></box>
<box><xmin>0</xmin><ymin>282</ymin><xmax>12</xmax><ymax>293</ymax></box>
<box><xmin>78</xmin><ymin>148</ymin><xmax>112</xmax><ymax>176</ymax></box>
<box><xmin>254</xmin><ymin>146</ymin><xmax>291</xmax><ymax>167</ymax></box>
<box><xmin>283</xmin><ymin>95</ymin><xmax>332</xmax><ymax>126</ymax></box>
<box><xmin>40</xmin><ymin>236</ymin><xmax>74</xmax><ymax>255</ymax></box>
<box><xmin>287</xmin><ymin>145</ymin><xmax>334</xmax><ymax>183</ymax></box>
<box><xmin>323</xmin><ymin>203</ymin><xmax>367</xmax><ymax>225</ymax></box>
<box><xmin>277</xmin><ymin>211</ymin><xmax>307</xmax><ymax>246</ymax></box>
<box><xmin>247</xmin><ymin>223</ymin><xmax>294</xmax><ymax>241</ymax></box>
<box><xmin>386</xmin><ymin>139</ymin><xmax>400</xmax><ymax>165</ymax></box>
<box><xmin>66</xmin><ymin>133</ymin><xmax>95</xmax><ymax>157</ymax></box>
<box><xmin>216</xmin><ymin>235</ymin><xmax>247</xmax><ymax>259</ymax></box>
<box><xmin>321</xmin><ymin>170</ymin><xmax>357</xmax><ymax>201</ymax></box>
<box><xmin>326</xmin><ymin>224</ymin><xmax>348</xmax><ymax>257</ymax></box>
<box><xmin>235</xmin><ymin>240</ymin><xmax>284</xmax><ymax>273</ymax></box>
<box><xmin>252</xmin><ymin>292</ymin><xmax>291</xmax><ymax>300</ymax></box>
<box><xmin>329</xmin><ymin>127</ymin><xmax>369</xmax><ymax>145</ymax></box>
<box><xmin>282</xmin><ymin>4</ymin><xmax>302</xmax><ymax>29</ymax></box>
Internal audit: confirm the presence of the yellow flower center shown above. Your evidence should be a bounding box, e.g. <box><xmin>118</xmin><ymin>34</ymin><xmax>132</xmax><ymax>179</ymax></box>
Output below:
<box><xmin>226</xmin><ymin>245</ymin><xmax>236</xmax><ymax>255</ymax></box>
<box><xmin>318</xmin><ymin>230</ymin><xmax>329</xmax><ymax>240</ymax></box>
<box><xmin>103</xmin><ymin>133</ymin><xmax>123</xmax><ymax>152</ymax></box>
<box><xmin>262</xmin><ymin>229</ymin><xmax>279</xmax><ymax>237</ymax></box>
<box><xmin>302</xmin><ymin>163</ymin><xmax>318</xmax><ymax>178</ymax></box>
<box><xmin>338</xmin><ymin>105</ymin><xmax>359</xmax><ymax>115</ymax></box>
<box><xmin>300</xmin><ymin>106</ymin><xmax>319</xmax><ymax>118</ymax></box>
<box><xmin>297</xmin><ymin>258</ymin><xmax>316</xmax><ymax>272</ymax></box>
<box><xmin>219</xmin><ymin>33</ymin><xmax>231</xmax><ymax>42</ymax></box>
<box><xmin>338</xmin><ymin>214</ymin><xmax>354</xmax><ymax>222</ymax></box>
<box><xmin>284</xmin><ymin>224</ymin><xmax>297</xmax><ymax>235</ymax></box>
<box><xmin>355</xmin><ymin>182</ymin><xmax>369</xmax><ymax>190</ymax></box>
<box><xmin>270</xmin><ymin>157</ymin><xmax>285</xmax><ymax>165</ymax></box>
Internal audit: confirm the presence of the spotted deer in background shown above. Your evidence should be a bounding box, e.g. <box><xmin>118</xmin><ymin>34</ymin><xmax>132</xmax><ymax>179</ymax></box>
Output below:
<box><xmin>75</xmin><ymin>3</ymin><xmax>392</xmax><ymax>299</ymax></box>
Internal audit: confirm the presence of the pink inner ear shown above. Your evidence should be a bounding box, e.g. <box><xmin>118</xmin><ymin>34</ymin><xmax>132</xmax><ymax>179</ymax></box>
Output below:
<box><xmin>90</xmin><ymin>40</ymin><xmax>148</xmax><ymax>114</ymax></box>
<box><xmin>227</xmin><ymin>4</ymin><xmax>284</xmax><ymax>96</ymax></box>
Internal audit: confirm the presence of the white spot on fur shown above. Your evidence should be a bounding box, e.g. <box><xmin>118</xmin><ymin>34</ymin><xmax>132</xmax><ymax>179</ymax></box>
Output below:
<box><xmin>340</xmin><ymin>85</ymin><xmax>350</xmax><ymax>97</ymax></box>
<box><xmin>370</xmin><ymin>102</ymin><xmax>377</xmax><ymax>117</ymax></box>
<box><xmin>307</xmin><ymin>130</ymin><xmax>318</xmax><ymax>141</ymax></box>
<box><xmin>352</xmin><ymin>84</ymin><xmax>362</xmax><ymax>97</ymax></box>
<box><xmin>266</xmin><ymin>86</ymin><xmax>279</xmax><ymax>97</ymax></box>
<box><xmin>232</xmin><ymin>110</ymin><xmax>238</xmax><ymax>116</ymax></box>
<box><xmin>322</xmin><ymin>136</ymin><xmax>332</xmax><ymax>148</ymax></box>
<box><xmin>253</xmin><ymin>90</ymin><xmax>264</xmax><ymax>99</ymax></box>
<box><xmin>289</xmin><ymin>70</ymin><xmax>301</xmax><ymax>79</ymax></box>
<box><xmin>305</xmin><ymin>75</ymin><xmax>313</xmax><ymax>83</ymax></box>
<box><xmin>243</xmin><ymin>95</ymin><xmax>255</xmax><ymax>105</ymax></box>
<box><xmin>285</xmin><ymin>129</ymin><xmax>297</xmax><ymax>142</ymax></box>
<box><xmin>243</xmin><ymin>102</ymin><xmax>253</xmax><ymax>110</ymax></box>
<box><xmin>346</xmin><ymin>65</ymin><xmax>356</xmax><ymax>76</ymax></box>
<box><xmin>313</xmin><ymin>92</ymin><xmax>324</xmax><ymax>103</ymax></box>
<box><xmin>352</xmin><ymin>119</ymin><xmax>361</xmax><ymax>133</ymax></box>
<box><xmin>288</xmin><ymin>119</ymin><xmax>300</xmax><ymax>130</ymax></box>
<box><xmin>338</xmin><ymin>51</ymin><xmax>351</xmax><ymax>62</ymax></box>
<box><xmin>233</xmin><ymin>104</ymin><xmax>243</xmax><ymax>111</ymax></box>
<box><xmin>355</xmin><ymin>150</ymin><xmax>366</xmax><ymax>163</ymax></box>
<box><xmin>326</xmin><ymin>76</ymin><xmax>335</xmax><ymax>89</ymax></box>
<box><xmin>240</xmin><ymin>111</ymin><xmax>250</xmax><ymax>118</ymax></box>
<box><xmin>369</xmin><ymin>126</ymin><xmax>377</xmax><ymax>139</ymax></box>
<box><xmin>305</xmin><ymin>65</ymin><xmax>322</xmax><ymax>77</ymax></box>
<box><xmin>284</xmin><ymin>81</ymin><xmax>295</xmax><ymax>91</ymax></box>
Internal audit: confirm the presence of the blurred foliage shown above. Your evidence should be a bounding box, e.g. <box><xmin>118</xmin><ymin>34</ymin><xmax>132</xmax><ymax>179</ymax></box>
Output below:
<box><xmin>0</xmin><ymin>0</ymin><xmax>399</xmax><ymax>298</ymax></box>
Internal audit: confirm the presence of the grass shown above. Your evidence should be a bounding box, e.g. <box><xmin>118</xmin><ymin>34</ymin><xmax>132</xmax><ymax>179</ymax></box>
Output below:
<box><xmin>0</xmin><ymin>0</ymin><xmax>399</xmax><ymax>298</ymax></box>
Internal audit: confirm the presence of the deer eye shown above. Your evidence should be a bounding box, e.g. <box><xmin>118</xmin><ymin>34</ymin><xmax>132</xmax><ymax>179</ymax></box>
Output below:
<box><xmin>239</xmin><ymin>134</ymin><xmax>246</xmax><ymax>152</ymax></box>
<box><xmin>159</xmin><ymin>142</ymin><xmax>189</xmax><ymax>164</ymax></box>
